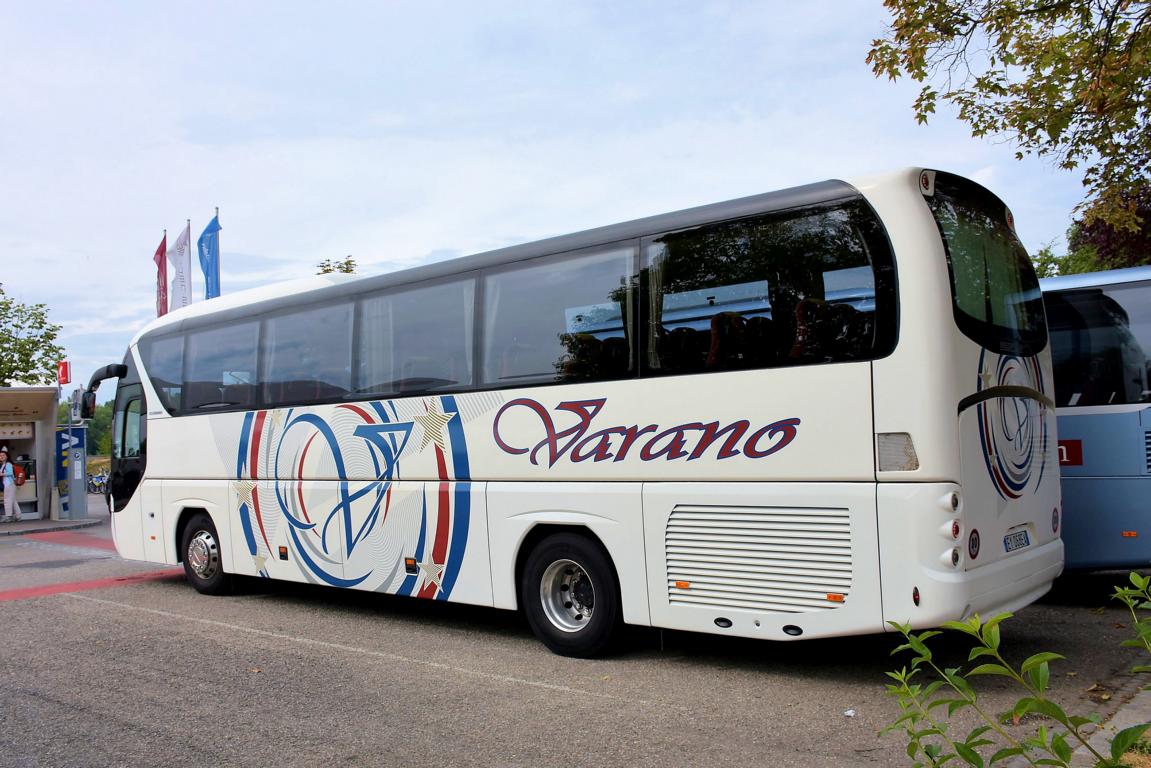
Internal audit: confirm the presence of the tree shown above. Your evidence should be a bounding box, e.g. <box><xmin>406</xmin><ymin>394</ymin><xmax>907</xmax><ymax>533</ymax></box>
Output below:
<box><xmin>1066</xmin><ymin>186</ymin><xmax>1151</xmax><ymax>268</ymax></box>
<box><xmin>0</xmin><ymin>283</ymin><xmax>64</xmax><ymax>387</ymax></box>
<box><xmin>1031</xmin><ymin>187</ymin><xmax>1151</xmax><ymax>275</ymax></box>
<box><xmin>317</xmin><ymin>256</ymin><xmax>357</xmax><ymax>274</ymax></box>
<box><xmin>868</xmin><ymin>0</ymin><xmax>1151</xmax><ymax>231</ymax></box>
<box><xmin>1031</xmin><ymin>241</ymin><xmax>1101</xmax><ymax>277</ymax></box>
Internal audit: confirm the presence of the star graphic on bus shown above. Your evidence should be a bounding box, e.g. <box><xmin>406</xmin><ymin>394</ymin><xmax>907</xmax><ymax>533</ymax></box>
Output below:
<box><xmin>418</xmin><ymin>559</ymin><xmax>445</xmax><ymax>590</ymax></box>
<box><xmin>414</xmin><ymin>401</ymin><xmax>456</xmax><ymax>453</ymax></box>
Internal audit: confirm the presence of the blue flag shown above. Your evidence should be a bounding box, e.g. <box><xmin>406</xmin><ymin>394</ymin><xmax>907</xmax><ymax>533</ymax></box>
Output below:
<box><xmin>197</xmin><ymin>214</ymin><xmax>222</xmax><ymax>299</ymax></box>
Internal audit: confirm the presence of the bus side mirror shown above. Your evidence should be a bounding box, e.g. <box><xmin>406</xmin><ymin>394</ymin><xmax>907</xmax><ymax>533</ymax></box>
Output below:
<box><xmin>80</xmin><ymin>391</ymin><xmax>97</xmax><ymax>420</ymax></box>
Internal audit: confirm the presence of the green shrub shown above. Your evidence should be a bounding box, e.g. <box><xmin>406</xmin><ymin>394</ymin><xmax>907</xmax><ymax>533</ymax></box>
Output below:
<box><xmin>882</xmin><ymin>571</ymin><xmax>1151</xmax><ymax>767</ymax></box>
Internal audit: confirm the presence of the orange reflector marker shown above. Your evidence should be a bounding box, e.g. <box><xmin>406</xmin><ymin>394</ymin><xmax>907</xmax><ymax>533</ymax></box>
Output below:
<box><xmin>675</xmin><ymin>580</ymin><xmax>691</xmax><ymax>590</ymax></box>
<box><xmin>827</xmin><ymin>593</ymin><xmax>845</xmax><ymax>603</ymax></box>
<box><xmin>1123</xmin><ymin>531</ymin><xmax>1138</xmax><ymax>538</ymax></box>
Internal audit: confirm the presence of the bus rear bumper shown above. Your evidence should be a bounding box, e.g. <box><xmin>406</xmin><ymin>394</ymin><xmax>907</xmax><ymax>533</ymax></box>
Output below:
<box><xmin>892</xmin><ymin>537</ymin><xmax>1064</xmax><ymax>630</ymax></box>
<box><xmin>960</xmin><ymin>537</ymin><xmax>1064</xmax><ymax>619</ymax></box>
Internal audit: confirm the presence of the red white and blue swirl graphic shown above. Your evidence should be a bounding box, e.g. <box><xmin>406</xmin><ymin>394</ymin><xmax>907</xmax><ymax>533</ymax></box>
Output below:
<box><xmin>233</xmin><ymin>396</ymin><xmax>471</xmax><ymax>599</ymax></box>
<box><xmin>976</xmin><ymin>351</ymin><xmax>1050</xmax><ymax>500</ymax></box>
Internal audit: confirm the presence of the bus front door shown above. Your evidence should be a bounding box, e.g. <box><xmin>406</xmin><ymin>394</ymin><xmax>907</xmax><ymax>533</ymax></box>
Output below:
<box><xmin>109</xmin><ymin>382</ymin><xmax>148</xmax><ymax>560</ymax></box>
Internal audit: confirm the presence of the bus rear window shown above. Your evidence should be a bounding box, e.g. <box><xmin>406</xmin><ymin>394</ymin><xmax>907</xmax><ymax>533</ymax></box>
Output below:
<box><xmin>925</xmin><ymin>172</ymin><xmax>1046</xmax><ymax>355</ymax></box>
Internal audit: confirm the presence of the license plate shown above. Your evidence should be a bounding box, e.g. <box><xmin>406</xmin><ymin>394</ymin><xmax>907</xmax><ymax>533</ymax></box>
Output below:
<box><xmin>1004</xmin><ymin>530</ymin><xmax>1031</xmax><ymax>553</ymax></box>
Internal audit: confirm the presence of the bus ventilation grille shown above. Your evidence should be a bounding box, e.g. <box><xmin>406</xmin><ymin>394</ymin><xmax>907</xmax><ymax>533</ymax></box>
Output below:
<box><xmin>1145</xmin><ymin>431</ymin><xmax>1151</xmax><ymax>473</ymax></box>
<box><xmin>665</xmin><ymin>504</ymin><xmax>852</xmax><ymax>614</ymax></box>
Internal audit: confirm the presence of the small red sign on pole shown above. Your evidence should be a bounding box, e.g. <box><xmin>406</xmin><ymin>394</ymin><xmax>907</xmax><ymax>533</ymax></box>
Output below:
<box><xmin>57</xmin><ymin>360</ymin><xmax>71</xmax><ymax>386</ymax></box>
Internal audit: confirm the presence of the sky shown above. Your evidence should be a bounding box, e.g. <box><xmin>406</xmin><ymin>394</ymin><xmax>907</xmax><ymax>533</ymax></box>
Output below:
<box><xmin>1</xmin><ymin>1</ymin><xmax>1087</xmax><ymax>397</ymax></box>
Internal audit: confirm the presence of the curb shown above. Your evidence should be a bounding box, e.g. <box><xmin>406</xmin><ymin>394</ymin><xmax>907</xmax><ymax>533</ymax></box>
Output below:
<box><xmin>0</xmin><ymin>518</ymin><xmax>105</xmax><ymax>537</ymax></box>
<box><xmin>1072</xmin><ymin>672</ymin><xmax>1151</xmax><ymax>766</ymax></box>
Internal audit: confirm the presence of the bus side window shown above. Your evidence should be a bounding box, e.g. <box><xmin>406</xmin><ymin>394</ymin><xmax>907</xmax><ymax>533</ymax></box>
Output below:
<box><xmin>138</xmin><ymin>335</ymin><xmax>183</xmax><ymax>415</ymax></box>
<box><xmin>642</xmin><ymin>199</ymin><xmax>893</xmax><ymax>375</ymax></box>
<box><xmin>480</xmin><ymin>245</ymin><xmax>636</xmax><ymax>386</ymax></box>
<box><xmin>183</xmin><ymin>322</ymin><xmax>259</xmax><ymax>411</ymax></box>
<box><xmin>261</xmin><ymin>301</ymin><xmax>353</xmax><ymax>407</ymax></box>
<box><xmin>356</xmin><ymin>278</ymin><xmax>475</xmax><ymax>396</ymax></box>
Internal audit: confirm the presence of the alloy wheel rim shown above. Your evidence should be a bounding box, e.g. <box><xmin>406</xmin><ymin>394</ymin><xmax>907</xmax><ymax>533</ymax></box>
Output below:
<box><xmin>540</xmin><ymin>558</ymin><xmax>595</xmax><ymax>633</ymax></box>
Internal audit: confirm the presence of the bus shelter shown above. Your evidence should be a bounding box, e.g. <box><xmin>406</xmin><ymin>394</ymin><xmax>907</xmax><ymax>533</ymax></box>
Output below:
<box><xmin>0</xmin><ymin>386</ymin><xmax>59</xmax><ymax>520</ymax></box>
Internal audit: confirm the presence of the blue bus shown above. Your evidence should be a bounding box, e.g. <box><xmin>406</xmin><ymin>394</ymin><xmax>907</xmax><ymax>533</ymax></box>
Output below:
<box><xmin>1041</xmin><ymin>265</ymin><xmax>1151</xmax><ymax>569</ymax></box>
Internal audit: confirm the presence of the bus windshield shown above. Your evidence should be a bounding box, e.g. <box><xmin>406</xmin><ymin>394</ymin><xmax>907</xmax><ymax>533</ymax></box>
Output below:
<box><xmin>1045</xmin><ymin>280</ymin><xmax>1151</xmax><ymax>407</ymax></box>
<box><xmin>925</xmin><ymin>172</ymin><xmax>1047</xmax><ymax>356</ymax></box>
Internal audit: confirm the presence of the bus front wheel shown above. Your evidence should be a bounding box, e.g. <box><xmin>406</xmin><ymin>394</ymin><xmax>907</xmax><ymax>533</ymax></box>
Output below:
<box><xmin>181</xmin><ymin>512</ymin><xmax>232</xmax><ymax>595</ymax></box>
<box><xmin>521</xmin><ymin>533</ymin><xmax>621</xmax><ymax>657</ymax></box>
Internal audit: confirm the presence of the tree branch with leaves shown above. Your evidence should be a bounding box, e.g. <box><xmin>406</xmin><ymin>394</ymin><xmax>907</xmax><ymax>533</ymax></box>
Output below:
<box><xmin>869</xmin><ymin>0</ymin><xmax>1151</xmax><ymax>232</ymax></box>
<box><xmin>0</xmin><ymin>283</ymin><xmax>64</xmax><ymax>387</ymax></box>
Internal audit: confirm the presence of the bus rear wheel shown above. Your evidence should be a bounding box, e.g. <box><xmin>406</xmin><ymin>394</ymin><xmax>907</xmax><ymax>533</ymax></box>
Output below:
<box><xmin>521</xmin><ymin>533</ymin><xmax>621</xmax><ymax>657</ymax></box>
<box><xmin>181</xmin><ymin>512</ymin><xmax>232</xmax><ymax>595</ymax></box>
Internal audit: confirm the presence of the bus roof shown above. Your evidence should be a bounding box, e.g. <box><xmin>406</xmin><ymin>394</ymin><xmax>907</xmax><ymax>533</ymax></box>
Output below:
<box><xmin>1039</xmin><ymin>264</ymin><xmax>1151</xmax><ymax>293</ymax></box>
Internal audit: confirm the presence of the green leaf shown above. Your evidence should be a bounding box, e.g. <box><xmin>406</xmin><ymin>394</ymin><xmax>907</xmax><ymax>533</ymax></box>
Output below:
<box><xmin>1020</xmin><ymin>653</ymin><xmax>1064</xmax><ymax>675</ymax></box>
<box><xmin>988</xmin><ymin>746</ymin><xmax>1022</xmax><ymax>765</ymax></box>
<box><xmin>1027</xmin><ymin>662</ymin><xmax>1050</xmax><ymax>694</ymax></box>
<box><xmin>1111</xmin><ymin>723</ymin><xmax>1151</xmax><ymax>762</ymax></box>
<box><xmin>966</xmin><ymin>725</ymin><xmax>992</xmax><ymax>741</ymax></box>
<box><xmin>1027</xmin><ymin>699</ymin><xmax>1071</xmax><ymax>727</ymax></box>
<box><xmin>954</xmin><ymin>742</ymin><xmax>984</xmax><ymax>767</ymax></box>
<box><xmin>942</xmin><ymin>619</ymin><xmax>981</xmax><ymax>637</ymax></box>
<box><xmin>969</xmin><ymin>646</ymin><xmax>998</xmax><ymax>661</ymax></box>
<box><xmin>1051</xmin><ymin>733</ymin><xmax>1072</xmax><ymax>762</ymax></box>
<box><xmin>1012</xmin><ymin>697</ymin><xmax>1039</xmax><ymax>720</ymax></box>
<box><xmin>968</xmin><ymin>663</ymin><xmax>1014</xmax><ymax>678</ymax></box>
<box><xmin>923</xmin><ymin>680</ymin><xmax>945</xmax><ymax>698</ymax></box>
<box><xmin>928</xmin><ymin>698</ymin><xmax>966</xmax><ymax>713</ymax></box>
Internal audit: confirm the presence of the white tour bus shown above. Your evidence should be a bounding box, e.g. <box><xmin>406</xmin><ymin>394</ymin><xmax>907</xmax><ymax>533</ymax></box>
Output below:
<box><xmin>85</xmin><ymin>168</ymin><xmax>1063</xmax><ymax>657</ymax></box>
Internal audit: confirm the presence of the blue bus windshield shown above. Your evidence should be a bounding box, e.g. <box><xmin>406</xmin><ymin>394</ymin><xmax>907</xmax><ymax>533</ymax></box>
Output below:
<box><xmin>1045</xmin><ymin>279</ymin><xmax>1151</xmax><ymax>407</ymax></box>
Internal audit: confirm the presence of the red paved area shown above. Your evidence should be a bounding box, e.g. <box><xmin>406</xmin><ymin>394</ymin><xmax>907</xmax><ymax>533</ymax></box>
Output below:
<box><xmin>24</xmin><ymin>531</ymin><xmax>118</xmax><ymax>551</ymax></box>
<box><xmin>0</xmin><ymin>570</ymin><xmax>184</xmax><ymax>602</ymax></box>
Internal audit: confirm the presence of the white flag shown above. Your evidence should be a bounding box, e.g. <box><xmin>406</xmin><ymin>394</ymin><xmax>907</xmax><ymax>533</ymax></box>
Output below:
<box><xmin>168</xmin><ymin>221</ymin><xmax>192</xmax><ymax>311</ymax></box>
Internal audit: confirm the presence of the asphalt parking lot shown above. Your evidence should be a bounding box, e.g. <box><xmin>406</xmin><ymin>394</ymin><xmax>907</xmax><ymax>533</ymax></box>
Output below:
<box><xmin>0</xmin><ymin>518</ymin><xmax>1143</xmax><ymax>768</ymax></box>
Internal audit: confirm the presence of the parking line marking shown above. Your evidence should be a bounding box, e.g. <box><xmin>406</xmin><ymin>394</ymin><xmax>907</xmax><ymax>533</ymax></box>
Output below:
<box><xmin>0</xmin><ymin>570</ymin><xmax>184</xmax><ymax>602</ymax></box>
<box><xmin>64</xmin><ymin>592</ymin><xmax>680</xmax><ymax>709</ymax></box>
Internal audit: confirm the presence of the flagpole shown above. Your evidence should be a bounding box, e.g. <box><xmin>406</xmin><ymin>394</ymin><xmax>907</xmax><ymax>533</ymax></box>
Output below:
<box><xmin>186</xmin><ymin>219</ymin><xmax>192</xmax><ymax>302</ymax></box>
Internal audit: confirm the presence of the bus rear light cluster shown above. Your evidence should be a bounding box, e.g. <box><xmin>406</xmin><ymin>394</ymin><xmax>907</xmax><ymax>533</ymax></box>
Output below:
<box><xmin>1052</xmin><ymin>507</ymin><xmax>1060</xmax><ymax>533</ymax></box>
<box><xmin>940</xmin><ymin>548</ymin><xmax>961</xmax><ymax>568</ymax></box>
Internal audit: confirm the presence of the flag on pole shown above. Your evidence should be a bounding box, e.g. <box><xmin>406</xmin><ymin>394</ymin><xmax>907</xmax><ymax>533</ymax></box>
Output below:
<box><xmin>153</xmin><ymin>232</ymin><xmax>168</xmax><ymax>317</ymax></box>
<box><xmin>168</xmin><ymin>220</ymin><xmax>192</xmax><ymax>311</ymax></box>
<box><xmin>198</xmin><ymin>211</ymin><xmax>222</xmax><ymax>299</ymax></box>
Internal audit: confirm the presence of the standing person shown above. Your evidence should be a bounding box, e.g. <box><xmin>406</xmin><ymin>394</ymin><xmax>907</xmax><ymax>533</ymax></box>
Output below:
<box><xmin>0</xmin><ymin>447</ymin><xmax>18</xmax><ymax>522</ymax></box>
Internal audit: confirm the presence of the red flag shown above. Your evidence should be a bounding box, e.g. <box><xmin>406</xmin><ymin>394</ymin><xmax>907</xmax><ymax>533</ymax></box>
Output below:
<box><xmin>154</xmin><ymin>233</ymin><xmax>168</xmax><ymax>317</ymax></box>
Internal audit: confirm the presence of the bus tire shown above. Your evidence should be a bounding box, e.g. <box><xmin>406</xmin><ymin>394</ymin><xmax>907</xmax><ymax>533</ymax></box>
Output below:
<box><xmin>181</xmin><ymin>512</ymin><xmax>232</xmax><ymax>596</ymax></box>
<box><xmin>521</xmin><ymin>532</ymin><xmax>621</xmax><ymax>658</ymax></box>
